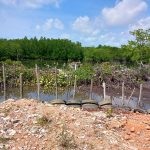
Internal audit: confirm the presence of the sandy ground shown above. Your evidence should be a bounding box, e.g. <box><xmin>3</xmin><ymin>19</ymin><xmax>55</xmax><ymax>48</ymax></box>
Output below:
<box><xmin>0</xmin><ymin>99</ymin><xmax>150</xmax><ymax>150</ymax></box>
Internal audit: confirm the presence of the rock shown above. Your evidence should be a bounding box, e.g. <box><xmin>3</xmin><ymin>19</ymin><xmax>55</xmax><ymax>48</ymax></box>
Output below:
<box><xmin>121</xmin><ymin>106</ymin><xmax>132</xmax><ymax>111</ymax></box>
<box><xmin>101</xmin><ymin>105</ymin><xmax>112</xmax><ymax>109</ymax></box>
<box><xmin>66</xmin><ymin>99</ymin><xmax>81</xmax><ymax>105</ymax></box>
<box><xmin>3</xmin><ymin>116</ymin><xmax>11</xmax><ymax>121</ymax></box>
<box><xmin>146</xmin><ymin>126</ymin><xmax>150</xmax><ymax>130</ymax></box>
<box><xmin>130</xmin><ymin>127</ymin><xmax>135</xmax><ymax>132</ymax></box>
<box><xmin>49</xmin><ymin>99</ymin><xmax>65</xmax><ymax>105</ymax></box>
<box><xmin>30</xmin><ymin>127</ymin><xmax>39</xmax><ymax>134</ymax></box>
<box><xmin>12</xmin><ymin>120</ymin><xmax>20</xmax><ymax>124</ymax></box>
<box><xmin>79</xmin><ymin>135</ymin><xmax>85</xmax><ymax>139</ymax></box>
<box><xmin>137</xmin><ymin>131</ymin><xmax>141</xmax><ymax>135</ymax></box>
<box><xmin>75</xmin><ymin>122</ymin><xmax>80</xmax><ymax>127</ymax></box>
<box><xmin>59</xmin><ymin>105</ymin><xmax>67</xmax><ymax>110</ymax></box>
<box><xmin>145</xmin><ymin>138</ymin><xmax>150</xmax><ymax>141</ymax></box>
<box><xmin>98</xmin><ymin>99</ymin><xmax>112</xmax><ymax>106</ymax></box>
<box><xmin>124</xmin><ymin>135</ymin><xmax>131</xmax><ymax>140</ymax></box>
<box><xmin>82</xmin><ymin>99</ymin><xmax>98</xmax><ymax>105</ymax></box>
<box><xmin>147</xmin><ymin>109</ymin><xmax>150</xmax><ymax>114</ymax></box>
<box><xmin>82</xmin><ymin>104</ymin><xmax>99</xmax><ymax>111</ymax></box>
<box><xmin>133</xmin><ymin>108</ymin><xmax>146</xmax><ymax>114</ymax></box>
<box><xmin>67</xmin><ymin>105</ymin><xmax>81</xmax><ymax>108</ymax></box>
<box><xmin>40</xmin><ymin>129</ymin><xmax>47</xmax><ymax>134</ymax></box>
<box><xmin>7</xmin><ymin>129</ymin><xmax>16</xmax><ymax>136</ymax></box>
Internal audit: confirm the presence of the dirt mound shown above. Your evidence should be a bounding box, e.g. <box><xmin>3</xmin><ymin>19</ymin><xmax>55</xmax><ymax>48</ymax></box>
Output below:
<box><xmin>0</xmin><ymin>99</ymin><xmax>150</xmax><ymax>150</ymax></box>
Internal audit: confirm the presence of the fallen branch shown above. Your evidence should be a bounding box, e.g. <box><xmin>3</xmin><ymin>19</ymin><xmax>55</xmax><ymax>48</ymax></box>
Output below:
<box><xmin>127</xmin><ymin>87</ymin><xmax>135</xmax><ymax>107</ymax></box>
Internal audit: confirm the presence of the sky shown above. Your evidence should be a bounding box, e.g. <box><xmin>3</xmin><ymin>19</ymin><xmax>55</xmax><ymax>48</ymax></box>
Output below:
<box><xmin>0</xmin><ymin>0</ymin><xmax>150</xmax><ymax>47</ymax></box>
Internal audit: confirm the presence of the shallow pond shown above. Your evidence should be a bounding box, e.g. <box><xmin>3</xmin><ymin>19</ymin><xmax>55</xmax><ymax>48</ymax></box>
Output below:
<box><xmin>0</xmin><ymin>86</ymin><xmax>150</xmax><ymax>110</ymax></box>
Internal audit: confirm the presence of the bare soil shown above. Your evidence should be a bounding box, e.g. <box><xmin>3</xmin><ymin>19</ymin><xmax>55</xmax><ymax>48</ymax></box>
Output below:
<box><xmin>0</xmin><ymin>99</ymin><xmax>150</xmax><ymax>150</ymax></box>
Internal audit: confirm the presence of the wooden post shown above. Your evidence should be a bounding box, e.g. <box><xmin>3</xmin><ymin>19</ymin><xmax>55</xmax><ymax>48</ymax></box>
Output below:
<box><xmin>74</xmin><ymin>63</ymin><xmax>77</xmax><ymax>70</ymax></box>
<box><xmin>19</xmin><ymin>73</ymin><xmax>23</xmax><ymax>99</ymax></box>
<box><xmin>66</xmin><ymin>74</ymin><xmax>70</xmax><ymax>100</ymax></box>
<box><xmin>103</xmin><ymin>82</ymin><xmax>106</xmax><ymax>101</ymax></box>
<box><xmin>2</xmin><ymin>64</ymin><xmax>6</xmax><ymax>100</ymax></box>
<box><xmin>138</xmin><ymin>84</ymin><xmax>143</xmax><ymax>106</ymax></box>
<box><xmin>73</xmin><ymin>75</ymin><xmax>77</xmax><ymax>100</ymax></box>
<box><xmin>89</xmin><ymin>79</ymin><xmax>93</xmax><ymax>99</ymax></box>
<box><xmin>122</xmin><ymin>82</ymin><xmax>125</xmax><ymax>106</ymax></box>
<box><xmin>35</xmin><ymin>64</ymin><xmax>40</xmax><ymax>100</ymax></box>
<box><xmin>55</xmin><ymin>67</ymin><xmax>58</xmax><ymax>100</ymax></box>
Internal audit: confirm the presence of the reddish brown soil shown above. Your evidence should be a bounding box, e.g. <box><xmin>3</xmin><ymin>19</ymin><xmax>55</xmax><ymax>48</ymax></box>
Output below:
<box><xmin>0</xmin><ymin>99</ymin><xmax>150</xmax><ymax>150</ymax></box>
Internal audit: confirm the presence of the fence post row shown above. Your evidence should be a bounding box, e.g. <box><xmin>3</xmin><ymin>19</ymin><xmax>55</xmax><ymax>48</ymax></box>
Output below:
<box><xmin>1</xmin><ymin>64</ymin><xmax>144</xmax><ymax>107</ymax></box>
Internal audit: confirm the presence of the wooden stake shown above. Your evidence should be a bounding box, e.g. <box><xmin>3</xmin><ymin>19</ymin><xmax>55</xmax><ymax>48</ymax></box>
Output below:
<box><xmin>2</xmin><ymin>64</ymin><xmax>6</xmax><ymax>100</ymax></box>
<box><xmin>122</xmin><ymin>82</ymin><xmax>125</xmax><ymax>106</ymax></box>
<box><xmin>55</xmin><ymin>67</ymin><xmax>58</xmax><ymax>100</ymax></box>
<box><xmin>19</xmin><ymin>73</ymin><xmax>23</xmax><ymax>99</ymax></box>
<box><xmin>103</xmin><ymin>82</ymin><xmax>106</xmax><ymax>100</ymax></box>
<box><xmin>73</xmin><ymin>75</ymin><xmax>77</xmax><ymax>100</ymax></box>
<box><xmin>66</xmin><ymin>74</ymin><xmax>70</xmax><ymax>100</ymax></box>
<box><xmin>35</xmin><ymin>64</ymin><xmax>40</xmax><ymax>100</ymax></box>
<box><xmin>138</xmin><ymin>84</ymin><xmax>143</xmax><ymax>107</ymax></box>
<box><xmin>89</xmin><ymin>79</ymin><xmax>93</xmax><ymax>99</ymax></box>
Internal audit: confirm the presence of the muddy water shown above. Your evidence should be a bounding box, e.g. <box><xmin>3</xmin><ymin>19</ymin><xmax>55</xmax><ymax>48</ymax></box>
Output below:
<box><xmin>0</xmin><ymin>86</ymin><xmax>150</xmax><ymax>110</ymax></box>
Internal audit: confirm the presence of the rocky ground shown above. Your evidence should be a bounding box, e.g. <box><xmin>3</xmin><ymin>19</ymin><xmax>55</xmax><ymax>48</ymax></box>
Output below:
<box><xmin>0</xmin><ymin>99</ymin><xmax>150</xmax><ymax>150</ymax></box>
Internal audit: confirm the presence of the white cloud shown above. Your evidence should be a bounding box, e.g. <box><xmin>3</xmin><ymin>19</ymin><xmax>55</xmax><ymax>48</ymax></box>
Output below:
<box><xmin>129</xmin><ymin>16</ymin><xmax>150</xmax><ymax>30</ymax></box>
<box><xmin>43</xmin><ymin>19</ymin><xmax>53</xmax><ymax>31</ymax></box>
<box><xmin>102</xmin><ymin>0</ymin><xmax>147</xmax><ymax>25</ymax></box>
<box><xmin>80</xmin><ymin>30</ymin><xmax>132</xmax><ymax>47</ymax></box>
<box><xmin>36</xmin><ymin>18</ymin><xmax>64</xmax><ymax>31</ymax></box>
<box><xmin>60</xmin><ymin>33</ymin><xmax>70</xmax><ymax>39</ymax></box>
<box><xmin>72</xmin><ymin>16</ymin><xmax>100</xmax><ymax>35</ymax></box>
<box><xmin>0</xmin><ymin>0</ymin><xmax>60</xmax><ymax>8</ymax></box>
<box><xmin>35</xmin><ymin>24</ymin><xmax>41</xmax><ymax>30</ymax></box>
<box><xmin>53</xmin><ymin>18</ymin><xmax>64</xmax><ymax>30</ymax></box>
<box><xmin>0</xmin><ymin>0</ymin><xmax>17</xmax><ymax>5</ymax></box>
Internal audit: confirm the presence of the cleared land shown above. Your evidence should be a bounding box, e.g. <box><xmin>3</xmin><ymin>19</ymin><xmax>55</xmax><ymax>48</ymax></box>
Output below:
<box><xmin>0</xmin><ymin>99</ymin><xmax>150</xmax><ymax>150</ymax></box>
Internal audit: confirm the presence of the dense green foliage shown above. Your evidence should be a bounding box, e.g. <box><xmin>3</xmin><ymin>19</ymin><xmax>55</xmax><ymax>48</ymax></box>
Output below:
<box><xmin>0</xmin><ymin>60</ymin><xmax>150</xmax><ymax>89</ymax></box>
<box><xmin>0</xmin><ymin>37</ymin><xmax>83</xmax><ymax>61</ymax></box>
<box><xmin>0</xmin><ymin>29</ymin><xmax>150</xmax><ymax>64</ymax></box>
<box><xmin>0</xmin><ymin>61</ymin><xmax>35</xmax><ymax>87</ymax></box>
<box><xmin>122</xmin><ymin>29</ymin><xmax>150</xmax><ymax>64</ymax></box>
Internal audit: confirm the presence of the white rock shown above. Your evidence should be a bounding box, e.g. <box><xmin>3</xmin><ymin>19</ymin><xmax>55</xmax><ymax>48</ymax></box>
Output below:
<box><xmin>60</xmin><ymin>105</ymin><xmax>67</xmax><ymax>110</ymax></box>
<box><xmin>79</xmin><ymin>135</ymin><xmax>85</xmax><ymax>139</ymax></box>
<box><xmin>3</xmin><ymin>116</ymin><xmax>11</xmax><ymax>121</ymax></box>
<box><xmin>74</xmin><ymin>122</ymin><xmax>80</xmax><ymax>127</ymax></box>
<box><xmin>40</xmin><ymin>129</ymin><xmax>46</xmax><ymax>134</ymax></box>
<box><xmin>7</xmin><ymin>129</ymin><xmax>16</xmax><ymax>136</ymax></box>
<box><xmin>30</xmin><ymin>127</ymin><xmax>39</xmax><ymax>134</ymax></box>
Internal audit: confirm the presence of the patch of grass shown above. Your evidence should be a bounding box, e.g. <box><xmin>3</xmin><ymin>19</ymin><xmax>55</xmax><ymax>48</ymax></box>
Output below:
<box><xmin>0</xmin><ymin>136</ymin><xmax>11</xmax><ymax>143</ymax></box>
<box><xmin>0</xmin><ymin>107</ymin><xmax>12</xmax><ymax>116</ymax></box>
<box><xmin>106</xmin><ymin>108</ymin><xmax>113</xmax><ymax>118</ymax></box>
<box><xmin>57</xmin><ymin>123</ymin><xmax>77</xmax><ymax>149</ymax></box>
<box><xmin>36</xmin><ymin>116</ymin><xmax>52</xmax><ymax>126</ymax></box>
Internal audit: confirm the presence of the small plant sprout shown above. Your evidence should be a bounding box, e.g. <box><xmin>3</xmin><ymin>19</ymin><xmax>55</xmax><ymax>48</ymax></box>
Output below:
<box><xmin>36</xmin><ymin>116</ymin><xmax>52</xmax><ymax>126</ymax></box>
<box><xmin>57</xmin><ymin>123</ymin><xmax>77</xmax><ymax>149</ymax></box>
